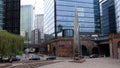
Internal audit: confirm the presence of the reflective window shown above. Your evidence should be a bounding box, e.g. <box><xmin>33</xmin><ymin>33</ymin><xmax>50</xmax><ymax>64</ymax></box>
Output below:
<box><xmin>78</xmin><ymin>8</ymin><xmax>94</xmax><ymax>13</ymax></box>
<box><xmin>80</xmin><ymin>28</ymin><xmax>95</xmax><ymax>32</ymax></box>
<box><xmin>44</xmin><ymin>0</ymin><xmax>100</xmax><ymax>39</ymax></box>
<box><xmin>0</xmin><ymin>0</ymin><xmax>3</xmax><ymax>30</ymax></box>
<box><xmin>56</xmin><ymin>1</ymin><xmax>93</xmax><ymax>8</ymax></box>
<box><xmin>56</xmin><ymin>11</ymin><xmax>74</xmax><ymax>16</ymax></box>
<box><xmin>79</xmin><ymin>18</ymin><xmax>94</xmax><ymax>22</ymax></box>
<box><xmin>80</xmin><ymin>23</ymin><xmax>95</xmax><ymax>28</ymax></box>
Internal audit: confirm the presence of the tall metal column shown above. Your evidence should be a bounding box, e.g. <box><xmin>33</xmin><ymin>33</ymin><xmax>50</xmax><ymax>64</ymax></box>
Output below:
<box><xmin>73</xmin><ymin>7</ymin><xmax>82</xmax><ymax>59</ymax></box>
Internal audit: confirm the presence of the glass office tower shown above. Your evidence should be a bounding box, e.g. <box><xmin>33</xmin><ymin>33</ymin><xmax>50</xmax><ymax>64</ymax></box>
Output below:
<box><xmin>0</xmin><ymin>0</ymin><xmax>3</xmax><ymax>30</ymax></box>
<box><xmin>21</xmin><ymin>5</ymin><xmax>33</xmax><ymax>40</ymax></box>
<box><xmin>44</xmin><ymin>0</ymin><xmax>101</xmax><ymax>40</ymax></box>
<box><xmin>3</xmin><ymin>0</ymin><xmax>20</xmax><ymax>34</ymax></box>
<box><xmin>101</xmin><ymin>0</ymin><xmax>116</xmax><ymax>35</ymax></box>
<box><xmin>115</xmin><ymin>0</ymin><xmax>120</xmax><ymax>33</ymax></box>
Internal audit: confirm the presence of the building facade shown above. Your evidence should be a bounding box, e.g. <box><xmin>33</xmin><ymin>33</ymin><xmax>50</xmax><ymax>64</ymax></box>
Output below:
<box><xmin>3</xmin><ymin>0</ymin><xmax>20</xmax><ymax>34</ymax></box>
<box><xmin>101</xmin><ymin>0</ymin><xmax>116</xmax><ymax>35</ymax></box>
<box><xmin>44</xmin><ymin>0</ymin><xmax>101</xmax><ymax>40</ymax></box>
<box><xmin>0</xmin><ymin>0</ymin><xmax>3</xmax><ymax>30</ymax></box>
<box><xmin>109</xmin><ymin>34</ymin><xmax>120</xmax><ymax>59</ymax></box>
<box><xmin>42</xmin><ymin>37</ymin><xmax>97</xmax><ymax>57</ymax></box>
<box><xmin>20</xmin><ymin>5</ymin><xmax>33</xmax><ymax>41</ymax></box>
<box><xmin>114</xmin><ymin>0</ymin><xmax>120</xmax><ymax>33</ymax></box>
<box><xmin>31</xmin><ymin>29</ymin><xmax>41</xmax><ymax>44</ymax></box>
<box><xmin>34</xmin><ymin>14</ymin><xmax>44</xmax><ymax>40</ymax></box>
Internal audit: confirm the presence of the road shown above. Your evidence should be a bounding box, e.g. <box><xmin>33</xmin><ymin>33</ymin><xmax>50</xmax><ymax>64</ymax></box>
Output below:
<box><xmin>38</xmin><ymin>58</ymin><xmax>120</xmax><ymax>68</ymax></box>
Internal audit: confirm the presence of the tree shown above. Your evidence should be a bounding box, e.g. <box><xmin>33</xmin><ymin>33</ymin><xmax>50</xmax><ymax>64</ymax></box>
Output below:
<box><xmin>0</xmin><ymin>30</ymin><xmax>24</xmax><ymax>57</ymax></box>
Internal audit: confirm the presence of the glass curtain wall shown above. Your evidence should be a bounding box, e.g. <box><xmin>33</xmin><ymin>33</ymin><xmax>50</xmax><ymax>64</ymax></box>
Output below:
<box><xmin>0</xmin><ymin>0</ymin><xmax>3</xmax><ymax>30</ymax></box>
<box><xmin>44</xmin><ymin>0</ymin><xmax>101</xmax><ymax>40</ymax></box>
<box><xmin>115</xmin><ymin>0</ymin><xmax>120</xmax><ymax>33</ymax></box>
<box><xmin>56</xmin><ymin>0</ymin><xmax>100</xmax><ymax>36</ymax></box>
<box><xmin>44</xmin><ymin>0</ymin><xmax>55</xmax><ymax>40</ymax></box>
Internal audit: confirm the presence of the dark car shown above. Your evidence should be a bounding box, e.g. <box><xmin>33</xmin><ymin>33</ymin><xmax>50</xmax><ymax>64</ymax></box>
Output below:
<box><xmin>0</xmin><ymin>55</ymin><xmax>22</xmax><ymax>63</ymax></box>
<box><xmin>29</xmin><ymin>56</ymin><xmax>40</xmax><ymax>60</ymax></box>
<box><xmin>11</xmin><ymin>57</ymin><xmax>20</xmax><ymax>61</ymax></box>
<box><xmin>46</xmin><ymin>56</ymin><xmax>56</xmax><ymax>60</ymax></box>
<box><xmin>29</xmin><ymin>57</ymin><xmax>40</xmax><ymax>60</ymax></box>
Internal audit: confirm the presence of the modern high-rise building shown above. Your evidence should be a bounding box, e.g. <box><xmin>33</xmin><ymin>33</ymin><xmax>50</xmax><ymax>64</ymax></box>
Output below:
<box><xmin>101</xmin><ymin>0</ymin><xmax>116</xmax><ymax>35</ymax></box>
<box><xmin>31</xmin><ymin>14</ymin><xmax>44</xmax><ymax>44</ymax></box>
<box><xmin>34</xmin><ymin>14</ymin><xmax>44</xmax><ymax>39</ymax></box>
<box><xmin>44</xmin><ymin>0</ymin><xmax>101</xmax><ymax>40</ymax></box>
<box><xmin>3</xmin><ymin>0</ymin><xmax>20</xmax><ymax>34</ymax></box>
<box><xmin>20</xmin><ymin>5</ymin><xmax>33</xmax><ymax>41</ymax></box>
<box><xmin>34</xmin><ymin>14</ymin><xmax>44</xmax><ymax>41</ymax></box>
<box><xmin>0</xmin><ymin>0</ymin><xmax>3</xmax><ymax>30</ymax></box>
<box><xmin>31</xmin><ymin>29</ymin><xmax>41</xmax><ymax>44</ymax></box>
<box><xmin>114</xmin><ymin>0</ymin><xmax>120</xmax><ymax>33</ymax></box>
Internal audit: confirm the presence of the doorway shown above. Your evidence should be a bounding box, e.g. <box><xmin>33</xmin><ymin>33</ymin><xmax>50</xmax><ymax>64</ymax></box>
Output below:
<box><xmin>92</xmin><ymin>47</ymin><xmax>99</xmax><ymax>54</ymax></box>
<box><xmin>99</xmin><ymin>44</ymin><xmax>110</xmax><ymax>57</ymax></box>
<box><xmin>82</xmin><ymin>45</ymin><xmax>88</xmax><ymax>56</ymax></box>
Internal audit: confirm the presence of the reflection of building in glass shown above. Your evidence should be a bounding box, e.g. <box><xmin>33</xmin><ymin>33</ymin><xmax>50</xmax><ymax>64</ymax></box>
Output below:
<box><xmin>44</xmin><ymin>0</ymin><xmax>101</xmax><ymax>41</ymax></box>
<box><xmin>101</xmin><ymin>0</ymin><xmax>116</xmax><ymax>35</ymax></box>
<box><xmin>0</xmin><ymin>0</ymin><xmax>3</xmax><ymax>30</ymax></box>
<box><xmin>20</xmin><ymin>5</ymin><xmax>33</xmax><ymax>40</ymax></box>
<box><xmin>114</xmin><ymin>0</ymin><xmax>120</xmax><ymax>33</ymax></box>
<box><xmin>3</xmin><ymin>0</ymin><xmax>20</xmax><ymax>34</ymax></box>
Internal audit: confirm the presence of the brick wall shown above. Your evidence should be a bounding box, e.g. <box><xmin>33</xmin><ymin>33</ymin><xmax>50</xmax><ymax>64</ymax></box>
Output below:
<box><xmin>44</xmin><ymin>37</ymin><xmax>97</xmax><ymax>57</ymax></box>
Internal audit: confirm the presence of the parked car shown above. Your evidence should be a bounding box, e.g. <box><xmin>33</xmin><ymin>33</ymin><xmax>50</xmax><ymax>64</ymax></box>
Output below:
<box><xmin>12</xmin><ymin>56</ymin><xmax>21</xmax><ymax>61</ymax></box>
<box><xmin>89</xmin><ymin>54</ymin><xmax>99</xmax><ymax>58</ymax></box>
<box><xmin>46</xmin><ymin>56</ymin><xmax>56</xmax><ymax>60</ymax></box>
<box><xmin>29</xmin><ymin>55</ymin><xmax>40</xmax><ymax>60</ymax></box>
<box><xmin>2</xmin><ymin>56</ymin><xmax>10</xmax><ymax>62</ymax></box>
<box><xmin>0</xmin><ymin>55</ymin><xmax>22</xmax><ymax>62</ymax></box>
<box><xmin>29</xmin><ymin>57</ymin><xmax>40</xmax><ymax>60</ymax></box>
<box><xmin>1</xmin><ymin>56</ymin><xmax>12</xmax><ymax>62</ymax></box>
<box><xmin>15</xmin><ymin>55</ymin><xmax>22</xmax><ymax>61</ymax></box>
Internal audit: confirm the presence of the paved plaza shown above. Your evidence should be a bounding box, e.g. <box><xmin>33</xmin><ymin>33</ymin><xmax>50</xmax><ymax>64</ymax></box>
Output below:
<box><xmin>38</xmin><ymin>58</ymin><xmax>120</xmax><ymax>68</ymax></box>
<box><xmin>0</xmin><ymin>57</ymin><xmax>120</xmax><ymax>68</ymax></box>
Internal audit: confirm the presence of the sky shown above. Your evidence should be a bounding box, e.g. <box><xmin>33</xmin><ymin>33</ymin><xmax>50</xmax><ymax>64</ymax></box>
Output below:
<box><xmin>21</xmin><ymin>0</ymin><xmax>44</xmax><ymax>14</ymax></box>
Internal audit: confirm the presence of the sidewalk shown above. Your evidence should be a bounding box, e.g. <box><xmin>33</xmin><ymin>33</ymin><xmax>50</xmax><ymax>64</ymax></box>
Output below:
<box><xmin>38</xmin><ymin>58</ymin><xmax>120</xmax><ymax>68</ymax></box>
<box><xmin>0</xmin><ymin>63</ymin><xmax>12</xmax><ymax>68</ymax></box>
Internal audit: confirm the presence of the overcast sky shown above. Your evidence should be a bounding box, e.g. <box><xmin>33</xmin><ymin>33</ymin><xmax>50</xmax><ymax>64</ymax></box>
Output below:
<box><xmin>21</xmin><ymin>0</ymin><xmax>44</xmax><ymax>14</ymax></box>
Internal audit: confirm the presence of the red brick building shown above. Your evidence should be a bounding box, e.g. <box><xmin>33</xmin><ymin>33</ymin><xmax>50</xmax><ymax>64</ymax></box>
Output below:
<box><xmin>43</xmin><ymin>37</ymin><xmax>97</xmax><ymax>57</ymax></box>
<box><xmin>109</xmin><ymin>34</ymin><xmax>120</xmax><ymax>59</ymax></box>
<box><xmin>41</xmin><ymin>34</ymin><xmax>120</xmax><ymax>59</ymax></box>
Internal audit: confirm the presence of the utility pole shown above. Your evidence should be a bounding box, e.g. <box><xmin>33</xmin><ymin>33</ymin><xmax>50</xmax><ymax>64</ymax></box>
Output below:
<box><xmin>73</xmin><ymin>7</ymin><xmax>82</xmax><ymax>60</ymax></box>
